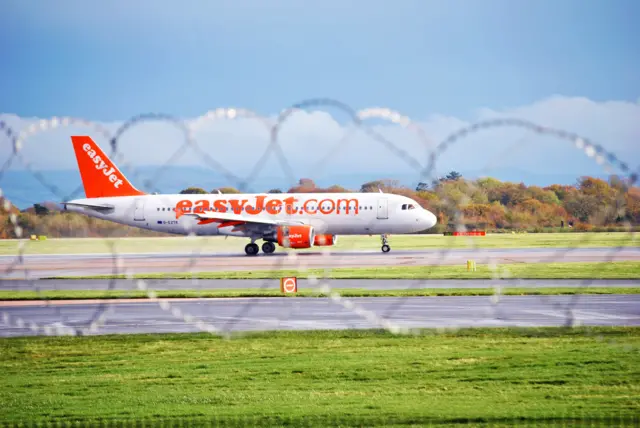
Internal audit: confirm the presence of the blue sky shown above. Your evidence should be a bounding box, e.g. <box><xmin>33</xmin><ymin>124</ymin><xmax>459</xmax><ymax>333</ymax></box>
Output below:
<box><xmin>0</xmin><ymin>0</ymin><xmax>639</xmax><ymax>208</ymax></box>
<box><xmin>2</xmin><ymin>0</ymin><xmax>638</xmax><ymax>121</ymax></box>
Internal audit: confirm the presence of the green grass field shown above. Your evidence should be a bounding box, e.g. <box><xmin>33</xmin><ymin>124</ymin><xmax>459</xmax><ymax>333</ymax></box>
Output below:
<box><xmin>46</xmin><ymin>261</ymin><xmax>640</xmax><ymax>281</ymax></box>
<box><xmin>1</xmin><ymin>232</ymin><xmax>637</xmax><ymax>255</ymax></box>
<box><xmin>2</xmin><ymin>287</ymin><xmax>639</xmax><ymax>301</ymax></box>
<box><xmin>1</xmin><ymin>328</ymin><xmax>638</xmax><ymax>426</ymax></box>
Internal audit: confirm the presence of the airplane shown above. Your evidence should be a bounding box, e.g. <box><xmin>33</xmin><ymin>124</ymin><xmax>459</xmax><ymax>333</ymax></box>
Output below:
<box><xmin>62</xmin><ymin>136</ymin><xmax>438</xmax><ymax>256</ymax></box>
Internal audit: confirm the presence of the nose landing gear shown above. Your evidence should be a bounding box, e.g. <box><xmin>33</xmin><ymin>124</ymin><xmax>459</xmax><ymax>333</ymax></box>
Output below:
<box><xmin>381</xmin><ymin>234</ymin><xmax>391</xmax><ymax>253</ymax></box>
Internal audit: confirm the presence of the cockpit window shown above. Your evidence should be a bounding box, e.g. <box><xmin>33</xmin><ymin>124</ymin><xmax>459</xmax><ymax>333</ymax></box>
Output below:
<box><xmin>408</xmin><ymin>204</ymin><xmax>415</xmax><ymax>210</ymax></box>
<box><xmin>401</xmin><ymin>204</ymin><xmax>407</xmax><ymax>210</ymax></box>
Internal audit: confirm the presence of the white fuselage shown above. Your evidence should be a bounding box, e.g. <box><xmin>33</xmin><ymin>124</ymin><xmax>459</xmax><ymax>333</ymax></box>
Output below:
<box><xmin>64</xmin><ymin>192</ymin><xmax>438</xmax><ymax>237</ymax></box>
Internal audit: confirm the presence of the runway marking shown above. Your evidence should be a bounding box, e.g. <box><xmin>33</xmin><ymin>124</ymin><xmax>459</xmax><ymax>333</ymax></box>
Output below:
<box><xmin>571</xmin><ymin>310</ymin><xmax>637</xmax><ymax>320</ymax></box>
<box><xmin>519</xmin><ymin>308</ymin><xmax>638</xmax><ymax>321</ymax></box>
<box><xmin>0</xmin><ymin>297</ymin><xmax>264</xmax><ymax>307</ymax></box>
<box><xmin>519</xmin><ymin>309</ymin><xmax>577</xmax><ymax>319</ymax></box>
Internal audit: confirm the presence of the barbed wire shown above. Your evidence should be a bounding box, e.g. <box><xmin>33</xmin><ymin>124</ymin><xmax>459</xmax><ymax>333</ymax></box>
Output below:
<box><xmin>0</xmin><ymin>99</ymin><xmax>637</xmax><ymax>349</ymax></box>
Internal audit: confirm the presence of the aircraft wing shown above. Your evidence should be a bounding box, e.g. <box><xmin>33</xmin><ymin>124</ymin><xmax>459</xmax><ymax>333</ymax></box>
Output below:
<box><xmin>183</xmin><ymin>211</ymin><xmax>306</xmax><ymax>228</ymax></box>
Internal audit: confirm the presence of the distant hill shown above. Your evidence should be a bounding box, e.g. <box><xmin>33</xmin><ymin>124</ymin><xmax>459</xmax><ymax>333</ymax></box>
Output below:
<box><xmin>0</xmin><ymin>165</ymin><xmax>610</xmax><ymax>210</ymax></box>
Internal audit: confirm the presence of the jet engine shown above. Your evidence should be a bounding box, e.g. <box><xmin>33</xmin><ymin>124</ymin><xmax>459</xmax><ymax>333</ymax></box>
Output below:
<box><xmin>313</xmin><ymin>234</ymin><xmax>338</xmax><ymax>246</ymax></box>
<box><xmin>276</xmin><ymin>225</ymin><xmax>315</xmax><ymax>248</ymax></box>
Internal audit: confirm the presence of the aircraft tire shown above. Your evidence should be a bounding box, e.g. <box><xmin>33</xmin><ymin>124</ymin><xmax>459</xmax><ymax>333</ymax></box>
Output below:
<box><xmin>262</xmin><ymin>241</ymin><xmax>276</xmax><ymax>254</ymax></box>
<box><xmin>245</xmin><ymin>243</ymin><xmax>259</xmax><ymax>256</ymax></box>
<box><xmin>381</xmin><ymin>244</ymin><xmax>390</xmax><ymax>253</ymax></box>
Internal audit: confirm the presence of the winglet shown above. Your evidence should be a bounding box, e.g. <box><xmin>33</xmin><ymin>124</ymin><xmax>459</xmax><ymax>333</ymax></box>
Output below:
<box><xmin>70</xmin><ymin>136</ymin><xmax>145</xmax><ymax>198</ymax></box>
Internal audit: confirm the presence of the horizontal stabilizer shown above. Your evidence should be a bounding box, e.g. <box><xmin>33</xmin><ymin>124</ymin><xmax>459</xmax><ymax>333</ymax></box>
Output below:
<box><xmin>63</xmin><ymin>202</ymin><xmax>115</xmax><ymax>213</ymax></box>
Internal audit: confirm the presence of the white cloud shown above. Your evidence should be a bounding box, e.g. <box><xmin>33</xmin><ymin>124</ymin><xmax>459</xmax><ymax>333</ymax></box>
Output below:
<box><xmin>1</xmin><ymin>96</ymin><xmax>638</xmax><ymax>186</ymax></box>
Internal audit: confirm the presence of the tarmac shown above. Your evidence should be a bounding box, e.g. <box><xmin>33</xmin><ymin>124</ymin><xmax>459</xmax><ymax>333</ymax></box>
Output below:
<box><xmin>1</xmin><ymin>247</ymin><xmax>638</xmax><ymax>279</ymax></box>
<box><xmin>1</xmin><ymin>295</ymin><xmax>638</xmax><ymax>337</ymax></box>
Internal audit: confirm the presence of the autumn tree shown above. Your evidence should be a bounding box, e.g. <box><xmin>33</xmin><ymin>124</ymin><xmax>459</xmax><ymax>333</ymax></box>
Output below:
<box><xmin>624</xmin><ymin>187</ymin><xmax>640</xmax><ymax>224</ymax></box>
<box><xmin>180</xmin><ymin>187</ymin><xmax>207</xmax><ymax>194</ymax></box>
<box><xmin>33</xmin><ymin>204</ymin><xmax>50</xmax><ymax>216</ymax></box>
<box><xmin>544</xmin><ymin>184</ymin><xmax>577</xmax><ymax>201</ymax></box>
<box><xmin>416</xmin><ymin>182</ymin><xmax>430</xmax><ymax>192</ymax></box>
<box><xmin>360</xmin><ymin>179</ymin><xmax>400</xmax><ymax>193</ymax></box>
<box><xmin>325</xmin><ymin>185</ymin><xmax>350</xmax><ymax>193</ymax></box>
<box><xmin>564</xmin><ymin>194</ymin><xmax>600</xmax><ymax>222</ymax></box>
<box><xmin>0</xmin><ymin>197</ymin><xmax>19</xmax><ymax>215</ymax></box>
<box><xmin>526</xmin><ymin>186</ymin><xmax>561</xmax><ymax>205</ymax></box>
<box><xmin>445</xmin><ymin>171</ymin><xmax>462</xmax><ymax>181</ymax></box>
<box><xmin>287</xmin><ymin>178</ymin><xmax>317</xmax><ymax>193</ymax></box>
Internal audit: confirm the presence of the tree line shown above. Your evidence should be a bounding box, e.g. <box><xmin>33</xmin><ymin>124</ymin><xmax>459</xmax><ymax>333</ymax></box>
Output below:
<box><xmin>1</xmin><ymin>172</ymin><xmax>638</xmax><ymax>238</ymax></box>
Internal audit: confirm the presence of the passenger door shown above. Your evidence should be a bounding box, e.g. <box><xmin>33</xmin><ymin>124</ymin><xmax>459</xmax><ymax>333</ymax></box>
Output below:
<box><xmin>134</xmin><ymin>198</ymin><xmax>145</xmax><ymax>221</ymax></box>
<box><xmin>376</xmin><ymin>198</ymin><xmax>388</xmax><ymax>220</ymax></box>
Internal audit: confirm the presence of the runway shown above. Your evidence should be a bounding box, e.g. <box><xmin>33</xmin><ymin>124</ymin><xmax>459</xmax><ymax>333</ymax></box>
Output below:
<box><xmin>1</xmin><ymin>295</ymin><xmax>638</xmax><ymax>337</ymax></box>
<box><xmin>1</xmin><ymin>278</ymin><xmax>637</xmax><ymax>291</ymax></box>
<box><xmin>1</xmin><ymin>247</ymin><xmax>638</xmax><ymax>279</ymax></box>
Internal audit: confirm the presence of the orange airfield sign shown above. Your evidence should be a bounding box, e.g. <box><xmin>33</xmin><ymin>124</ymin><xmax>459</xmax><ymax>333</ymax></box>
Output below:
<box><xmin>175</xmin><ymin>196</ymin><xmax>361</xmax><ymax>219</ymax></box>
<box><xmin>280</xmin><ymin>277</ymin><xmax>298</xmax><ymax>293</ymax></box>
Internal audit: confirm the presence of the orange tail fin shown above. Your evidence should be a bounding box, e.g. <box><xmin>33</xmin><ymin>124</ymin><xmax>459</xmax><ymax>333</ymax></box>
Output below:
<box><xmin>71</xmin><ymin>136</ymin><xmax>145</xmax><ymax>198</ymax></box>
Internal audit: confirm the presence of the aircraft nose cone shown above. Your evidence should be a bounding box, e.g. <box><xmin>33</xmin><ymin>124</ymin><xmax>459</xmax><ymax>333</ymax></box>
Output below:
<box><xmin>423</xmin><ymin>209</ymin><xmax>437</xmax><ymax>229</ymax></box>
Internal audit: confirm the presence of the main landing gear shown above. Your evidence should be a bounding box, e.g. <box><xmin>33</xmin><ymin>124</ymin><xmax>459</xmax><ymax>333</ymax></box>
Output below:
<box><xmin>245</xmin><ymin>242</ymin><xmax>259</xmax><ymax>256</ymax></box>
<box><xmin>244</xmin><ymin>240</ymin><xmax>276</xmax><ymax>256</ymax></box>
<box><xmin>261</xmin><ymin>241</ymin><xmax>276</xmax><ymax>254</ymax></box>
<box><xmin>381</xmin><ymin>234</ymin><xmax>391</xmax><ymax>253</ymax></box>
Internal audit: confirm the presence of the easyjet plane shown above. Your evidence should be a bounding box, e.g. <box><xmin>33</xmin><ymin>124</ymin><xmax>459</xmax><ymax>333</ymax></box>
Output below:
<box><xmin>62</xmin><ymin>136</ymin><xmax>438</xmax><ymax>255</ymax></box>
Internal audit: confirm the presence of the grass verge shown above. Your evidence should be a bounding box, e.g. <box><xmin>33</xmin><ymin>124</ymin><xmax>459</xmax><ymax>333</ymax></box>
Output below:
<box><xmin>1</xmin><ymin>287</ymin><xmax>639</xmax><ymax>301</ymax></box>
<box><xmin>1</xmin><ymin>327</ymin><xmax>638</xmax><ymax>426</ymax></box>
<box><xmin>43</xmin><ymin>261</ymin><xmax>640</xmax><ymax>280</ymax></box>
<box><xmin>1</xmin><ymin>232</ymin><xmax>637</xmax><ymax>255</ymax></box>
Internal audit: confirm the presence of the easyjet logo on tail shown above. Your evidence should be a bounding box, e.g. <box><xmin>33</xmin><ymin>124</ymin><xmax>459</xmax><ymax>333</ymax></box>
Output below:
<box><xmin>71</xmin><ymin>136</ymin><xmax>145</xmax><ymax>199</ymax></box>
<box><xmin>82</xmin><ymin>143</ymin><xmax>124</xmax><ymax>188</ymax></box>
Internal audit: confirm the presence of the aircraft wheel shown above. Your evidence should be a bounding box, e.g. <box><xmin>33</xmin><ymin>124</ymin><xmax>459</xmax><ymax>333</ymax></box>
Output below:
<box><xmin>262</xmin><ymin>241</ymin><xmax>276</xmax><ymax>254</ymax></box>
<box><xmin>381</xmin><ymin>244</ymin><xmax>391</xmax><ymax>253</ymax></box>
<box><xmin>245</xmin><ymin>243</ymin><xmax>259</xmax><ymax>256</ymax></box>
